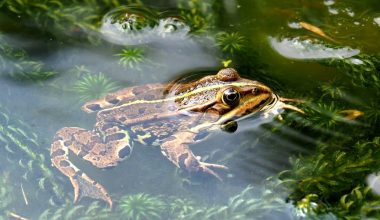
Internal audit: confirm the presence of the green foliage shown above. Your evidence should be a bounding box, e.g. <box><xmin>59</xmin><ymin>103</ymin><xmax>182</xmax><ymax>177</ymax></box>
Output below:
<box><xmin>181</xmin><ymin>185</ymin><xmax>290</xmax><ymax>220</ymax></box>
<box><xmin>118</xmin><ymin>193</ymin><xmax>166</xmax><ymax>220</ymax></box>
<box><xmin>216</xmin><ymin>32</ymin><xmax>246</xmax><ymax>55</ymax></box>
<box><xmin>72</xmin><ymin>72</ymin><xmax>120</xmax><ymax>102</ymax></box>
<box><xmin>178</xmin><ymin>0</ymin><xmax>218</xmax><ymax>33</ymax></box>
<box><xmin>322</xmin><ymin>54</ymin><xmax>380</xmax><ymax>88</ymax></box>
<box><xmin>0</xmin><ymin>36</ymin><xmax>56</xmax><ymax>82</ymax></box>
<box><xmin>117</xmin><ymin>47</ymin><xmax>146</xmax><ymax>70</ymax></box>
<box><xmin>0</xmin><ymin>106</ymin><xmax>64</xmax><ymax>202</ymax></box>
<box><xmin>0</xmin><ymin>172</ymin><xmax>14</xmax><ymax>216</ymax></box>
<box><xmin>38</xmin><ymin>201</ymin><xmax>113</xmax><ymax>220</ymax></box>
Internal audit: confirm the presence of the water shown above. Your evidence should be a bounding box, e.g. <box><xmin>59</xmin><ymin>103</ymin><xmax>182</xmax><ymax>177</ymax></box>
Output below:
<box><xmin>0</xmin><ymin>0</ymin><xmax>379</xmax><ymax>219</ymax></box>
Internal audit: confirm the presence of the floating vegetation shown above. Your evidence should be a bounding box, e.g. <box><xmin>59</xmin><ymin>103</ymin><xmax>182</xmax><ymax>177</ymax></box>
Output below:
<box><xmin>216</xmin><ymin>32</ymin><xmax>247</xmax><ymax>55</ymax></box>
<box><xmin>72</xmin><ymin>72</ymin><xmax>120</xmax><ymax>102</ymax></box>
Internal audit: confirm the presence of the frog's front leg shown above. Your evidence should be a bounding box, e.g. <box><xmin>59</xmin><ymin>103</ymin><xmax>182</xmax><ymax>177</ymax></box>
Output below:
<box><xmin>50</xmin><ymin>123</ymin><xmax>132</xmax><ymax>208</ymax></box>
<box><xmin>160</xmin><ymin>131</ymin><xmax>228</xmax><ymax>181</ymax></box>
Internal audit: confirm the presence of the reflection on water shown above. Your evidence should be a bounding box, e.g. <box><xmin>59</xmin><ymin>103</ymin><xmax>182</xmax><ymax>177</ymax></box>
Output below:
<box><xmin>0</xmin><ymin>0</ymin><xmax>380</xmax><ymax>219</ymax></box>
<box><xmin>100</xmin><ymin>5</ymin><xmax>190</xmax><ymax>46</ymax></box>
<box><xmin>268</xmin><ymin>37</ymin><xmax>360</xmax><ymax>59</ymax></box>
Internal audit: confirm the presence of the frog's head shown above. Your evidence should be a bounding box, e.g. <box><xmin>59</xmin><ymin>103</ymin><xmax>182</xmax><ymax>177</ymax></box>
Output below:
<box><xmin>174</xmin><ymin>68</ymin><xmax>302</xmax><ymax>132</ymax></box>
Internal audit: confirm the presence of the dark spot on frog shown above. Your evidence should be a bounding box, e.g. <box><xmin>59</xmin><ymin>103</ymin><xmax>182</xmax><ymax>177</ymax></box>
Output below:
<box><xmin>101</xmin><ymin>123</ymin><xmax>116</xmax><ymax>131</ymax></box>
<box><xmin>118</xmin><ymin>146</ymin><xmax>131</xmax><ymax>159</ymax></box>
<box><xmin>132</xmin><ymin>86</ymin><xmax>148</xmax><ymax>95</ymax></box>
<box><xmin>64</xmin><ymin>141</ymin><xmax>72</xmax><ymax>146</ymax></box>
<box><xmin>51</xmin><ymin>149</ymin><xmax>65</xmax><ymax>158</ymax></box>
<box><xmin>119</xmin><ymin>117</ymin><xmax>127</xmax><ymax>121</ymax></box>
<box><xmin>155</xmin><ymin>104</ymin><xmax>162</xmax><ymax>108</ymax></box>
<box><xmin>138</xmin><ymin>107</ymin><xmax>146</xmax><ymax>114</ymax></box>
<box><xmin>105</xmin><ymin>133</ymin><xmax>126</xmax><ymax>142</ymax></box>
<box><xmin>144</xmin><ymin>94</ymin><xmax>155</xmax><ymax>100</ymax></box>
<box><xmin>107</xmin><ymin>98</ymin><xmax>120</xmax><ymax>104</ymax></box>
<box><xmin>99</xmin><ymin>150</ymin><xmax>107</xmax><ymax>156</ymax></box>
<box><xmin>86</xmin><ymin>104</ymin><xmax>102</xmax><ymax>111</ymax></box>
<box><xmin>59</xmin><ymin>160</ymin><xmax>70</xmax><ymax>167</ymax></box>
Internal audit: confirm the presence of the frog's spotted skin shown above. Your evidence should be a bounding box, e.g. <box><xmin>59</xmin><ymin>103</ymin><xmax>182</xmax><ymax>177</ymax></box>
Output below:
<box><xmin>50</xmin><ymin>68</ymin><xmax>303</xmax><ymax>208</ymax></box>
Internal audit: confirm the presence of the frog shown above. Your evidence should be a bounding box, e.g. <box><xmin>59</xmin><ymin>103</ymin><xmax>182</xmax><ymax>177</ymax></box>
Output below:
<box><xmin>50</xmin><ymin>68</ymin><xmax>303</xmax><ymax>208</ymax></box>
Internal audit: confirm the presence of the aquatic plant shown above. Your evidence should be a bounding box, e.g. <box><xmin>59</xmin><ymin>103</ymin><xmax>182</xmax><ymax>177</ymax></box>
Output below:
<box><xmin>0</xmin><ymin>37</ymin><xmax>56</xmax><ymax>82</ymax></box>
<box><xmin>0</xmin><ymin>172</ymin><xmax>15</xmax><ymax>218</ymax></box>
<box><xmin>216</xmin><ymin>32</ymin><xmax>246</xmax><ymax>55</ymax></box>
<box><xmin>116</xmin><ymin>47</ymin><xmax>146</xmax><ymax>70</ymax></box>
<box><xmin>0</xmin><ymin>106</ymin><xmax>64</xmax><ymax>203</ymax></box>
<box><xmin>118</xmin><ymin>193</ymin><xmax>166</xmax><ymax>220</ymax></box>
<box><xmin>181</xmin><ymin>185</ymin><xmax>290</xmax><ymax>220</ymax></box>
<box><xmin>72</xmin><ymin>72</ymin><xmax>120</xmax><ymax>102</ymax></box>
<box><xmin>178</xmin><ymin>0</ymin><xmax>218</xmax><ymax>33</ymax></box>
<box><xmin>38</xmin><ymin>201</ymin><xmax>113</xmax><ymax>220</ymax></box>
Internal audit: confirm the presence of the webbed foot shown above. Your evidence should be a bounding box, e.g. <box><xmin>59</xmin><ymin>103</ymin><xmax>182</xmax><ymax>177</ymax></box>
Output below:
<box><xmin>70</xmin><ymin>173</ymin><xmax>113</xmax><ymax>208</ymax></box>
<box><xmin>197</xmin><ymin>161</ymin><xmax>228</xmax><ymax>181</ymax></box>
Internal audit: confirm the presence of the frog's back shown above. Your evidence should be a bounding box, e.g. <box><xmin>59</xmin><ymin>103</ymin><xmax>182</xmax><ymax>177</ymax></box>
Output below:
<box><xmin>81</xmin><ymin>83</ymin><xmax>170</xmax><ymax>113</ymax></box>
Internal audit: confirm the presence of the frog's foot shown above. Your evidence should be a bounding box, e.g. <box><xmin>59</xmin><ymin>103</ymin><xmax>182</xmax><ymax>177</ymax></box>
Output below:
<box><xmin>51</xmin><ymin>127</ymin><xmax>128</xmax><ymax>208</ymax></box>
<box><xmin>161</xmin><ymin>131</ymin><xmax>228</xmax><ymax>181</ymax></box>
<box><xmin>196</xmin><ymin>161</ymin><xmax>228</xmax><ymax>181</ymax></box>
<box><xmin>70</xmin><ymin>172</ymin><xmax>113</xmax><ymax>208</ymax></box>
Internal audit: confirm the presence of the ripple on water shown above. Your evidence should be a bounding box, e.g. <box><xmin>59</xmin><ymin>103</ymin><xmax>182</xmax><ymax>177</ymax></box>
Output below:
<box><xmin>100</xmin><ymin>5</ymin><xmax>190</xmax><ymax>46</ymax></box>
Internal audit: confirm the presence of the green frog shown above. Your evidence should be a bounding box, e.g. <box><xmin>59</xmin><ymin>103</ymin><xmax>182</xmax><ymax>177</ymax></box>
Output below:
<box><xmin>50</xmin><ymin>68</ymin><xmax>302</xmax><ymax>208</ymax></box>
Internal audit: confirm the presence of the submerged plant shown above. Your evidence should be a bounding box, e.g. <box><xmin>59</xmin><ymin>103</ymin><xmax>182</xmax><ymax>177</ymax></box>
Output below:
<box><xmin>0</xmin><ymin>37</ymin><xmax>56</xmax><ymax>82</ymax></box>
<box><xmin>116</xmin><ymin>47</ymin><xmax>146</xmax><ymax>70</ymax></box>
<box><xmin>118</xmin><ymin>193</ymin><xmax>166</xmax><ymax>220</ymax></box>
<box><xmin>216</xmin><ymin>32</ymin><xmax>247</xmax><ymax>55</ymax></box>
<box><xmin>38</xmin><ymin>201</ymin><xmax>113</xmax><ymax>220</ymax></box>
<box><xmin>0</xmin><ymin>106</ymin><xmax>63</xmax><ymax>202</ymax></box>
<box><xmin>72</xmin><ymin>72</ymin><xmax>120</xmax><ymax>102</ymax></box>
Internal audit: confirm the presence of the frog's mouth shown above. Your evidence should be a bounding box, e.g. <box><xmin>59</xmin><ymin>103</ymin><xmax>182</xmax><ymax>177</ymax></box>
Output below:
<box><xmin>218</xmin><ymin>93</ymin><xmax>304</xmax><ymax>132</ymax></box>
<box><xmin>218</xmin><ymin>93</ymin><xmax>279</xmax><ymax>125</ymax></box>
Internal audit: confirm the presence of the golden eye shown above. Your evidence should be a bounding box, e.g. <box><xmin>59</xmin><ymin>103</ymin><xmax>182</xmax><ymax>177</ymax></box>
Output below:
<box><xmin>222</xmin><ymin>88</ymin><xmax>240</xmax><ymax>106</ymax></box>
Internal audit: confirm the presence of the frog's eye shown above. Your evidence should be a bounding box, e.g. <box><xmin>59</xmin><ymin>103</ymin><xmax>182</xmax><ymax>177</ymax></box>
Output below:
<box><xmin>222</xmin><ymin>88</ymin><xmax>240</xmax><ymax>106</ymax></box>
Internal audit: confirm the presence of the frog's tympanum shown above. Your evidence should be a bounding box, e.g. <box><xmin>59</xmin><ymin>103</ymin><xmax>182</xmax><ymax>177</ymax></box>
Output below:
<box><xmin>50</xmin><ymin>68</ymin><xmax>302</xmax><ymax>208</ymax></box>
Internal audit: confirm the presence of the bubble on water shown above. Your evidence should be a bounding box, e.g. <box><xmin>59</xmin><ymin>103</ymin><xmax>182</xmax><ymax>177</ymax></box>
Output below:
<box><xmin>328</xmin><ymin>7</ymin><xmax>339</xmax><ymax>15</ymax></box>
<box><xmin>157</xmin><ymin>17</ymin><xmax>190</xmax><ymax>37</ymax></box>
<box><xmin>374</xmin><ymin>17</ymin><xmax>380</xmax><ymax>27</ymax></box>
<box><xmin>269</xmin><ymin>37</ymin><xmax>360</xmax><ymax>60</ymax></box>
<box><xmin>100</xmin><ymin>6</ymin><xmax>190</xmax><ymax>45</ymax></box>
<box><xmin>323</xmin><ymin>0</ymin><xmax>335</xmax><ymax>6</ymax></box>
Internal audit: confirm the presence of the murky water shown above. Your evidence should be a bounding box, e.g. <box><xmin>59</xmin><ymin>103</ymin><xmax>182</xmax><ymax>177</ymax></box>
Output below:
<box><xmin>0</xmin><ymin>0</ymin><xmax>379</xmax><ymax>219</ymax></box>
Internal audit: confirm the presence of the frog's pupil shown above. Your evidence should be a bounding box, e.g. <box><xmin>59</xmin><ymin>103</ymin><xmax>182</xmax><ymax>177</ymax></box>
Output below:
<box><xmin>223</xmin><ymin>88</ymin><xmax>240</xmax><ymax>106</ymax></box>
<box><xmin>227</xmin><ymin>93</ymin><xmax>237</xmax><ymax>101</ymax></box>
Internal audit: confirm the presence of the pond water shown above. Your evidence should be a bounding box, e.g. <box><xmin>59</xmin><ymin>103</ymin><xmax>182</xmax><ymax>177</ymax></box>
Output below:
<box><xmin>0</xmin><ymin>0</ymin><xmax>379</xmax><ymax>219</ymax></box>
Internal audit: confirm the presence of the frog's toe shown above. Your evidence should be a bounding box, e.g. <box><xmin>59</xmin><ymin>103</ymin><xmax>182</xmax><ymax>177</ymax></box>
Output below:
<box><xmin>200</xmin><ymin>162</ymin><xmax>228</xmax><ymax>170</ymax></box>
<box><xmin>198</xmin><ymin>162</ymin><xmax>228</xmax><ymax>181</ymax></box>
<box><xmin>70</xmin><ymin>173</ymin><xmax>113</xmax><ymax>208</ymax></box>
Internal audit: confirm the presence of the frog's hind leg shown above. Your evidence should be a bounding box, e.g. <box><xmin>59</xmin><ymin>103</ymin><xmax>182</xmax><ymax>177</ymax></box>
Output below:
<box><xmin>51</xmin><ymin>126</ymin><xmax>132</xmax><ymax>208</ymax></box>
